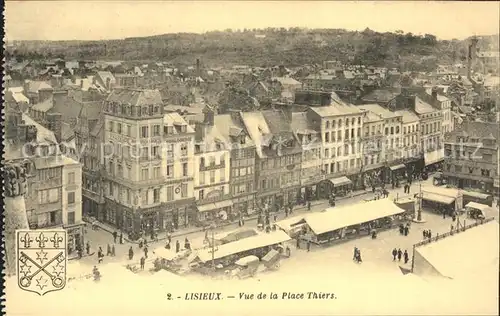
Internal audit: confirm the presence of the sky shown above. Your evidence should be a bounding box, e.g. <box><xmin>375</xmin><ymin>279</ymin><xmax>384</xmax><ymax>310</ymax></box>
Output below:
<box><xmin>5</xmin><ymin>1</ymin><xmax>500</xmax><ymax>41</ymax></box>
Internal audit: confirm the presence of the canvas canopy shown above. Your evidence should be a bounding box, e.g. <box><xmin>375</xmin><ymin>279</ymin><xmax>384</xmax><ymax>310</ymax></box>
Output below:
<box><xmin>421</xmin><ymin>192</ymin><xmax>455</xmax><ymax>205</ymax></box>
<box><xmin>328</xmin><ymin>176</ymin><xmax>352</xmax><ymax>187</ymax></box>
<box><xmin>235</xmin><ymin>255</ymin><xmax>260</xmax><ymax>266</ymax></box>
<box><xmin>196</xmin><ymin>230</ymin><xmax>291</xmax><ymax>263</ymax></box>
<box><xmin>390</xmin><ymin>164</ymin><xmax>406</xmax><ymax>171</ymax></box>
<box><xmin>153</xmin><ymin>247</ymin><xmax>178</xmax><ymax>261</ymax></box>
<box><xmin>465</xmin><ymin>202</ymin><xmax>492</xmax><ymax>213</ymax></box>
<box><xmin>303</xmin><ymin>199</ymin><xmax>405</xmax><ymax>235</ymax></box>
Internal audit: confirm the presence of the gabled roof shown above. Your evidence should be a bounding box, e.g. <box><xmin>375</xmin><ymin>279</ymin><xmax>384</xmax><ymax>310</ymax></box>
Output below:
<box><xmin>213</xmin><ymin>114</ymin><xmax>254</xmax><ymax>149</ymax></box>
<box><xmin>358</xmin><ymin>103</ymin><xmax>400</xmax><ymax>119</ymax></box>
<box><xmin>107</xmin><ymin>89</ymin><xmax>163</xmax><ymax>106</ymax></box>
<box><xmin>446</xmin><ymin>121</ymin><xmax>499</xmax><ymax>143</ymax></box>
<box><xmin>309</xmin><ymin>93</ymin><xmax>363</xmax><ymax>117</ymax></box>
<box><xmin>26</xmin><ymin>81</ymin><xmax>53</xmax><ymax>94</ymax></box>
<box><xmin>414</xmin><ymin>97</ymin><xmax>438</xmax><ymax>114</ymax></box>
<box><xmin>394</xmin><ymin>109</ymin><xmax>420</xmax><ymax>123</ymax></box>
<box><xmin>31</xmin><ymin>98</ymin><xmax>54</xmax><ymax>112</ymax></box>
<box><xmin>240</xmin><ymin>112</ymin><xmax>271</xmax><ymax>158</ymax></box>
<box><xmin>22</xmin><ymin>113</ymin><xmax>57</xmax><ymax>144</ymax></box>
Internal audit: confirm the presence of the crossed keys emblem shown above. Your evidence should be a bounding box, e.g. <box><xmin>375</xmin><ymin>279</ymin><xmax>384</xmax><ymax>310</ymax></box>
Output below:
<box><xmin>17</xmin><ymin>229</ymin><xmax>67</xmax><ymax>295</ymax></box>
<box><xmin>19</xmin><ymin>251</ymin><xmax>65</xmax><ymax>289</ymax></box>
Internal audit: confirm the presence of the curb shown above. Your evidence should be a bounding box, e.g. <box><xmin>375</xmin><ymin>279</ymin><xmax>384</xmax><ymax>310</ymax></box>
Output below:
<box><xmin>93</xmin><ymin>190</ymin><xmax>372</xmax><ymax>244</ymax></box>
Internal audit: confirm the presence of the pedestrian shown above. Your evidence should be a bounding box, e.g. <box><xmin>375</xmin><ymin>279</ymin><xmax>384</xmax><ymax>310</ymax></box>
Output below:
<box><xmin>128</xmin><ymin>246</ymin><xmax>134</xmax><ymax>260</ymax></box>
<box><xmin>113</xmin><ymin>231</ymin><xmax>118</xmax><ymax>243</ymax></box>
<box><xmin>296</xmin><ymin>237</ymin><xmax>300</xmax><ymax>249</ymax></box>
<box><xmin>165</xmin><ymin>240</ymin><xmax>171</xmax><ymax>250</ymax></box>
<box><xmin>98</xmin><ymin>247</ymin><xmax>103</xmax><ymax>263</ymax></box>
<box><xmin>399</xmin><ymin>224</ymin><xmax>404</xmax><ymax>235</ymax></box>
<box><xmin>307</xmin><ymin>240</ymin><xmax>311</xmax><ymax>252</ymax></box>
<box><xmin>407</xmin><ymin>185</ymin><xmax>411</xmax><ymax>194</ymax></box>
<box><xmin>140</xmin><ymin>256</ymin><xmax>145</xmax><ymax>270</ymax></box>
<box><xmin>307</xmin><ymin>201</ymin><xmax>311</xmax><ymax>211</ymax></box>
<box><xmin>185</xmin><ymin>238</ymin><xmax>191</xmax><ymax>250</ymax></box>
<box><xmin>273</xmin><ymin>214</ymin><xmax>277</xmax><ymax>222</ymax></box>
<box><xmin>372</xmin><ymin>186</ymin><xmax>376</xmax><ymax>193</ymax></box>
<box><xmin>78</xmin><ymin>248</ymin><xmax>83</xmax><ymax>259</ymax></box>
<box><xmin>144</xmin><ymin>245</ymin><xmax>148</xmax><ymax>258</ymax></box>
<box><xmin>423</xmin><ymin>230</ymin><xmax>427</xmax><ymax>239</ymax></box>
<box><xmin>107</xmin><ymin>244</ymin><xmax>112</xmax><ymax>256</ymax></box>
<box><xmin>176</xmin><ymin>240</ymin><xmax>180</xmax><ymax>253</ymax></box>
<box><xmin>392</xmin><ymin>248</ymin><xmax>397</xmax><ymax>261</ymax></box>
<box><xmin>442</xmin><ymin>210</ymin><xmax>446</xmax><ymax>219</ymax></box>
<box><xmin>356</xmin><ymin>250</ymin><xmax>362</xmax><ymax>263</ymax></box>
<box><xmin>86</xmin><ymin>242</ymin><xmax>90</xmax><ymax>255</ymax></box>
<box><xmin>404</xmin><ymin>250</ymin><xmax>409</xmax><ymax>264</ymax></box>
<box><xmin>397</xmin><ymin>248</ymin><xmax>402</xmax><ymax>261</ymax></box>
<box><xmin>428</xmin><ymin>229</ymin><xmax>432</xmax><ymax>239</ymax></box>
<box><xmin>111</xmin><ymin>245</ymin><xmax>116</xmax><ymax>257</ymax></box>
<box><xmin>353</xmin><ymin>247</ymin><xmax>358</xmax><ymax>261</ymax></box>
<box><xmin>119</xmin><ymin>232</ymin><xmax>123</xmax><ymax>244</ymax></box>
<box><xmin>284</xmin><ymin>208</ymin><xmax>288</xmax><ymax>218</ymax></box>
<box><xmin>404</xmin><ymin>225</ymin><xmax>409</xmax><ymax>236</ymax></box>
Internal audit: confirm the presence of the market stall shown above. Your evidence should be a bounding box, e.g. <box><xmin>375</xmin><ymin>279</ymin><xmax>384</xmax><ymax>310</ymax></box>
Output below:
<box><xmin>465</xmin><ymin>202</ymin><xmax>495</xmax><ymax>220</ymax></box>
<box><xmin>301</xmin><ymin>199</ymin><xmax>408</xmax><ymax>244</ymax></box>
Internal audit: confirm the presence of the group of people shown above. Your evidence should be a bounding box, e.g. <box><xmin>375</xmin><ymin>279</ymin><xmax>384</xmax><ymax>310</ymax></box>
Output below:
<box><xmin>399</xmin><ymin>223</ymin><xmax>411</xmax><ymax>236</ymax></box>
<box><xmin>423</xmin><ymin>229</ymin><xmax>433</xmax><ymax>239</ymax></box>
<box><xmin>392</xmin><ymin>248</ymin><xmax>409</xmax><ymax>264</ymax></box>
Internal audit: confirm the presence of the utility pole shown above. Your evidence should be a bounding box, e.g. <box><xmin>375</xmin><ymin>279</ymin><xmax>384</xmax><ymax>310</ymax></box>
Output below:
<box><xmin>416</xmin><ymin>183</ymin><xmax>423</xmax><ymax>221</ymax></box>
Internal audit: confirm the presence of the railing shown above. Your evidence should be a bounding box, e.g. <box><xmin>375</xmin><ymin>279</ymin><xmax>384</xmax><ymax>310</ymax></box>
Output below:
<box><xmin>200</xmin><ymin>161</ymin><xmax>226</xmax><ymax>171</ymax></box>
<box><xmin>413</xmin><ymin>217</ymin><xmax>495</xmax><ymax>248</ymax></box>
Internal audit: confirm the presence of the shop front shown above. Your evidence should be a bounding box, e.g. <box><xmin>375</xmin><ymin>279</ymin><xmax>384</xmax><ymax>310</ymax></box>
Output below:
<box><xmin>232</xmin><ymin>194</ymin><xmax>256</xmax><ymax>216</ymax></box>
<box><xmin>424</xmin><ymin>149</ymin><xmax>445</xmax><ymax>172</ymax></box>
<box><xmin>319</xmin><ymin>176</ymin><xmax>353</xmax><ymax>198</ymax></box>
<box><xmin>65</xmin><ymin>223</ymin><xmax>85</xmax><ymax>255</ymax></box>
<box><xmin>196</xmin><ymin>199</ymin><xmax>234</xmax><ymax>224</ymax></box>
<box><xmin>300</xmin><ymin>175</ymin><xmax>324</xmax><ymax>201</ymax></box>
<box><xmin>388</xmin><ymin>163</ymin><xmax>407</xmax><ymax>185</ymax></box>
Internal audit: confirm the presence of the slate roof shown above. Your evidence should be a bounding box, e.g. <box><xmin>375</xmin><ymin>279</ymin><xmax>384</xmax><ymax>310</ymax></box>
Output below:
<box><xmin>107</xmin><ymin>89</ymin><xmax>163</xmax><ymax>106</ymax></box>
<box><xmin>445</xmin><ymin>121</ymin><xmax>499</xmax><ymax>143</ymax></box>
<box><xmin>309</xmin><ymin>93</ymin><xmax>363</xmax><ymax>117</ymax></box>
<box><xmin>361</xmin><ymin>89</ymin><xmax>398</xmax><ymax>103</ymax></box>
<box><xmin>213</xmin><ymin>114</ymin><xmax>255</xmax><ymax>150</ymax></box>
<box><xmin>358</xmin><ymin>103</ymin><xmax>400</xmax><ymax>119</ymax></box>
<box><xmin>31</xmin><ymin>98</ymin><xmax>54</xmax><ymax>112</ymax></box>
<box><xmin>394</xmin><ymin>110</ymin><xmax>420</xmax><ymax>123</ymax></box>
<box><xmin>291</xmin><ymin>112</ymin><xmax>318</xmax><ymax>135</ymax></box>
<box><xmin>26</xmin><ymin>81</ymin><xmax>53</xmax><ymax>94</ymax></box>
<box><xmin>414</xmin><ymin>97</ymin><xmax>438</xmax><ymax>115</ymax></box>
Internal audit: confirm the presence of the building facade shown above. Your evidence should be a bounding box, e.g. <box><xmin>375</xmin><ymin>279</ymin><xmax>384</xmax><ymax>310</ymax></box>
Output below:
<box><xmin>4</xmin><ymin>110</ymin><xmax>84</xmax><ymax>253</ymax></box>
<box><xmin>443</xmin><ymin>122</ymin><xmax>499</xmax><ymax>194</ymax></box>
<box><xmin>193</xmin><ymin>109</ymin><xmax>233</xmax><ymax>223</ymax></box>
<box><xmin>214</xmin><ymin>113</ymin><xmax>257</xmax><ymax>216</ymax></box>
<box><xmin>102</xmin><ymin>88</ymin><xmax>196</xmax><ymax>236</ymax></box>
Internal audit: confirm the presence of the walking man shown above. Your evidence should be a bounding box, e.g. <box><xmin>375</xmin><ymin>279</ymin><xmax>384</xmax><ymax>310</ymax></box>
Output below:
<box><xmin>128</xmin><ymin>246</ymin><xmax>134</xmax><ymax>260</ymax></box>
<box><xmin>86</xmin><ymin>242</ymin><xmax>91</xmax><ymax>255</ymax></box>
<box><xmin>140</xmin><ymin>256</ymin><xmax>145</xmax><ymax>270</ymax></box>
<box><xmin>397</xmin><ymin>248</ymin><xmax>402</xmax><ymax>262</ymax></box>
<box><xmin>392</xmin><ymin>248</ymin><xmax>398</xmax><ymax>261</ymax></box>
<box><xmin>113</xmin><ymin>231</ymin><xmax>118</xmax><ymax>243</ymax></box>
<box><xmin>403</xmin><ymin>250</ymin><xmax>409</xmax><ymax>264</ymax></box>
<box><xmin>353</xmin><ymin>247</ymin><xmax>359</xmax><ymax>261</ymax></box>
<box><xmin>144</xmin><ymin>245</ymin><xmax>149</xmax><ymax>259</ymax></box>
<box><xmin>296</xmin><ymin>237</ymin><xmax>301</xmax><ymax>249</ymax></box>
<box><xmin>119</xmin><ymin>232</ymin><xmax>123</xmax><ymax>244</ymax></box>
<box><xmin>175</xmin><ymin>240</ymin><xmax>180</xmax><ymax>253</ymax></box>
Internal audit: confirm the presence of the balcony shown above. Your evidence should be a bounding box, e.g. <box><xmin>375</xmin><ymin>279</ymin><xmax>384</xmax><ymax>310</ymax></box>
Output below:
<box><xmin>200</xmin><ymin>160</ymin><xmax>226</xmax><ymax>171</ymax></box>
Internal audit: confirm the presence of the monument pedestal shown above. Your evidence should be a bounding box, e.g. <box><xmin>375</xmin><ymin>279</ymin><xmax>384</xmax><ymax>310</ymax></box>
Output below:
<box><xmin>4</xmin><ymin>196</ymin><xmax>29</xmax><ymax>276</ymax></box>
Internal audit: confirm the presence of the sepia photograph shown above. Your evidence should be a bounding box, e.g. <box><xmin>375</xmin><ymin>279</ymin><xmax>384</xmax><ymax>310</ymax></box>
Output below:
<box><xmin>2</xmin><ymin>1</ymin><xmax>499</xmax><ymax>315</ymax></box>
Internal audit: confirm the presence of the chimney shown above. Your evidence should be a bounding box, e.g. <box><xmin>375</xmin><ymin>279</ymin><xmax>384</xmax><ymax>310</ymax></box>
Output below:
<box><xmin>431</xmin><ymin>87</ymin><xmax>438</xmax><ymax>99</ymax></box>
<box><xmin>46</xmin><ymin>112</ymin><xmax>62</xmax><ymax>142</ymax></box>
<box><xmin>203</xmin><ymin>106</ymin><xmax>215</xmax><ymax>126</ymax></box>
<box><xmin>39</xmin><ymin>88</ymin><xmax>54</xmax><ymax>102</ymax></box>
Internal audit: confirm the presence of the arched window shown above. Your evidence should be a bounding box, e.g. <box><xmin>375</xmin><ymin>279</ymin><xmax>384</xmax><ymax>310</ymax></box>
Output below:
<box><xmin>351</xmin><ymin>118</ymin><xmax>355</xmax><ymax>125</ymax></box>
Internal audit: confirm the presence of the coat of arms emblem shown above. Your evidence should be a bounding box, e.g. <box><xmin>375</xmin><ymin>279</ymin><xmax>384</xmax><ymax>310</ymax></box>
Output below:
<box><xmin>16</xmin><ymin>230</ymin><xmax>67</xmax><ymax>295</ymax></box>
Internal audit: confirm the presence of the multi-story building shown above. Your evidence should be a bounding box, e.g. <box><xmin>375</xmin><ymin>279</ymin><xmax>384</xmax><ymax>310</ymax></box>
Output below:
<box><xmin>423</xmin><ymin>88</ymin><xmax>454</xmax><ymax>134</ymax></box>
<box><xmin>4</xmin><ymin>110</ymin><xmax>84</xmax><ymax>253</ymax></box>
<box><xmin>193</xmin><ymin>107</ymin><xmax>232</xmax><ymax>223</ymax></box>
<box><xmin>75</xmin><ymin>101</ymin><xmax>105</xmax><ymax>219</ymax></box>
<box><xmin>305</xmin><ymin>91</ymin><xmax>365</xmax><ymax>192</ymax></box>
<box><xmin>443</xmin><ymin>121</ymin><xmax>499</xmax><ymax>194</ymax></box>
<box><xmin>214</xmin><ymin>113</ymin><xmax>257</xmax><ymax>215</ymax></box>
<box><xmin>291</xmin><ymin>112</ymin><xmax>323</xmax><ymax>200</ymax></box>
<box><xmin>359</xmin><ymin>108</ymin><xmax>384</xmax><ymax>187</ymax></box>
<box><xmin>358</xmin><ymin>104</ymin><xmax>405</xmax><ymax>183</ymax></box>
<box><xmin>241</xmin><ymin>110</ymin><xmax>302</xmax><ymax>209</ymax></box>
<box><xmin>414</xmin><ymin>96</ymin><xmax>444</xmax><ymax>168</ymax></box>
<box><xmin>394</xmin><ymin>109</ymin><xmax>421</xmax><ymax>162</ymax></box>
<box><xmin>102</xmin><ymin>88</ymin><xmax>195</xmax><ymax>236</ymax></box>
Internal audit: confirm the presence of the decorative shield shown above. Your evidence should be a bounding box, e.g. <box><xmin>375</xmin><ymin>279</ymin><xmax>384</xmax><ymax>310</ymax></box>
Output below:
<box><xmin>16</xmin><ymin>229</ymin><xmax>67</xmax><ymax>295</ymax></box>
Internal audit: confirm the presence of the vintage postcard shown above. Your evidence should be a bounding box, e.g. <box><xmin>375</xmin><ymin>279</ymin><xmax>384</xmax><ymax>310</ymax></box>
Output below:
<box><xmin>2</xmin><ymin>1</ymin><xmax>499</xmax><ymax>315</ymax></box>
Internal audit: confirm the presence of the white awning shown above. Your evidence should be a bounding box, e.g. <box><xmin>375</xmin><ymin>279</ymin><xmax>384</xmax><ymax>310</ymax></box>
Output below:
<box><xmin>390</xmin><ymin>164</ymin><xmax>406</xmax><ymax>171</ymax></box>
<box><xmin>214</xmin><ymin>200</ymin><xmax>233</xmax><ymax>209</ymax></box>
<box><xmin>303</xmin><ymin>199</ymin><xmax>406</xmax><ymax>235</ymax></box>
<box><xmin>153</xmin><ymin>247</ymin><xmax>178</xmax><ymax>261</ymax></box>
<box><xmin>421</xmin><ymin>192</ymin><xmax>455</xmax><ymax>205</ymax></box>
<box><xmin>196</xmin><ymin>203</ymin><xmax>217</xmax><ymax>212</ymax></box>
<box><xmin>465</xmin><ymin>202</ymin><xmax>492</xmax><ymax>212</ymax></box>
<box><xmin>329</xmin><ymin>176</ymin><xmax>352</xmax><ymax>187</ymax></box>
<box><xmin>195</xmin><ymin>230</ymin><xmax>291</xmax><ymax>262</ymax></box>
<box><xmin>424</xmin><ymin>149</ymin><xmax>445</xmax><ymax>166</ymax></box>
